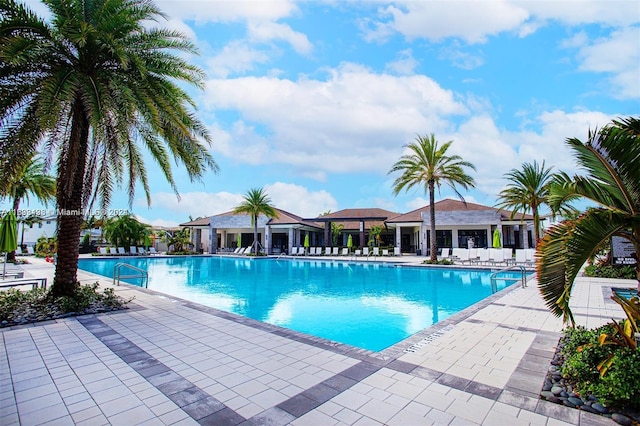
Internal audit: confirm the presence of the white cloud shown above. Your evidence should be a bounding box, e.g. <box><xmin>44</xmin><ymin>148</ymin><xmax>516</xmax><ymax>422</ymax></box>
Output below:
<box><xmin>206</xmin><ymin>41</ymin><xmax>271</xmax><ymax>78</ymax></box>
<box><xmin>523</xmin><ymin>0</ymin><xmax>640</xmax><ymax>27</ymax></box>
<box><xmin>574</xmin><ymin>27</ymin><xmax>640</xmax><ymax>99</ymax></box>
<box><xmin>136</xmin><ymin>215</ymin><xmax>182</xmax><ymax>228</ymax></box>
<box><xmin>264</xmin><ymin>182</ymin><xmax>338</xmax><ymax>217</ymax></box>
<box><xmin>363</xmin><ymin>1</ymin><xmax>639</xmax><ymax>45</ymax></box>
<box><xmin>204</xmin><ymin>63</ymin><xmax>467</xmax><ymax>177</ymax></box>
<box><xmin>248</xmin><ymin>21</ymin><xmax>313</xmax><ymax>55</ymax></box>
<box><xmin>137</xmin><ymin>184</ymin><xmax>336</xmax><ymax>221</ymax></box>
<box><xmin>385</xmin><ymin>49</ymin><xmax>419</xmax><ymax>75</ymax></box>
<box><xmin>156</xmin><ymin>0</ymin><xmax>299</xmax><ymax>24</ymax></box>
<box><xmin>367</xmin><ymin>1</ymin><xmax>530</xmax><ymax>44</ymax></box>
<box><xmin>143</xmin><ymin>191</ymin><xmax>244</xmax><ymax>220</ymax></box>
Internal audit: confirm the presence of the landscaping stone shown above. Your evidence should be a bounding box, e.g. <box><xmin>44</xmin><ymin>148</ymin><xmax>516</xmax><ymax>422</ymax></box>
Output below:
<box><xmin>540</xmin><ymin>334</ymin><xmax>640</xmax><ymax>425</ymax></box>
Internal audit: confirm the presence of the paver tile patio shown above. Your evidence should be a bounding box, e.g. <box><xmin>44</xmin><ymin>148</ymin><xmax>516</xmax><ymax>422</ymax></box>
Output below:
<box><xmin>1</xmin><ymin>257</ymin><xmax>626</xmax><ymax>425</ymax></box>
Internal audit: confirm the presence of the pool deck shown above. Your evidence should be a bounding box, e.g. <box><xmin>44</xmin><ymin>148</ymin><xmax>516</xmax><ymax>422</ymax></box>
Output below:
<box><xmin>1</xmin><ymin>255</ymin><xmax>633</xmax><ymax>425</ymax></box>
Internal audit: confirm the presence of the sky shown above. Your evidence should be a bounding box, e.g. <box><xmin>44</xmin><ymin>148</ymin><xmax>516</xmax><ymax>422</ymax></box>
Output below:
<box><xmin>5</xmin><ymin>0</ymin><xmax>640</xmax><ymax>227</ymax></box>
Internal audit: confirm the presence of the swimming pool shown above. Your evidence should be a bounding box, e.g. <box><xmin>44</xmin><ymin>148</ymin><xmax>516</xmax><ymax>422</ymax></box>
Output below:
<box><xmin>78</xmin><ymin>256</ymin><xmax>524</xmax><ymax>351</ymax></box>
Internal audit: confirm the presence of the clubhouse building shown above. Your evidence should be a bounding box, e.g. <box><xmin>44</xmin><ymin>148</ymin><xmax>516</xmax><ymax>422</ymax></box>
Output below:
<box><xmin>180</xmin><ymin>199</ymin><xmax>536</xmax><ymax>256</ymax></box>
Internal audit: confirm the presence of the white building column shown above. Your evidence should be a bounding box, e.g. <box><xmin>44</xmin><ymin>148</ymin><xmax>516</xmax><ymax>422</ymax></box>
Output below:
<box><xmin>265</xmin><ymin>225</ymin><xmax>271</xmax><ymax>254</ymax></box>
<box><xmin>288</xmin><ymin>228</ymin><xmax>295</xmax><ymax>254</ymax></box>
<box><xmin>452</xmin><ymin>229</ymin><xmax>459</xmax><ymax>248</ymax></box>
<box><xmin>520</xmin><ymin>224</ymin><xmax>529</xmax><ymax>249</ymax></box>
<box><xmin>395</xmin><ymin>226</ymin><xmax>401</xmax><ymax>249</ymax></box>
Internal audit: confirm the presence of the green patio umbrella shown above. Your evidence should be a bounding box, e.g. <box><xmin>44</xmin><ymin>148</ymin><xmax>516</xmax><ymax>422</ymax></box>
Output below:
<box><xmin>303</xmin><ymin>234</ymin><xmax>310</xmax><ymax>254</ymax></box>
<box><xmin>492</xmin><ymin>228</ymin><xmax>502</xmax><ymax>248</ymax></box>
<box><xmin>0</xmin><ymin>211</ymin><xmax>18</xmax><ymax>279</ymax></box>
<box><xmin>347</xmin><ymin>234</ymin><xmax>353</xmax><ymax>252</ymax></box>
<box><xmin>237</xmin><ymin>233</ymin><xmax>242</xmax><ymax>249</ymax></box>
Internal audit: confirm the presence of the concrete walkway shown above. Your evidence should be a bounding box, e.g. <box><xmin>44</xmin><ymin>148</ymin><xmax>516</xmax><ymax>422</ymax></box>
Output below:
<box><xmin>1</xmin><ymin>256</ymin><xmax>631</xmax><ymax>425</ymax></box>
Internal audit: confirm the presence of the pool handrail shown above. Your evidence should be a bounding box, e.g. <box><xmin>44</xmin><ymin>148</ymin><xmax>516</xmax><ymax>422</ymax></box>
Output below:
<box><xmin>490</xmin><ymin>264</ymin><xmax>529</xmax><ymax>293</ymax></box>
<box><xmin>113</xmin><ymin>262</ymin><xmax>148</xmax><ymax>288</ymax></box>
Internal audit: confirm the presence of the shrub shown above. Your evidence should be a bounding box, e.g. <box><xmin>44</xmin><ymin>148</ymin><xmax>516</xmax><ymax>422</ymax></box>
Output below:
<box><xmin>423</xmin><ymin>259</ymin><xmax>454</xmax><ymax>265</ymax></box>
<box><xmin>560</xmin><ymin>324</ymin><xmax>640</xmax><ymax>410</ymax></box>
<box><xmin>584</xmin><ymin>264</ymin><xmax>636</xmax><ymax>279</ymax></box>
<box><xmin>0</xmin><ymin>282</ymin><xmax>132</xmax><ymax>327</ymax></box>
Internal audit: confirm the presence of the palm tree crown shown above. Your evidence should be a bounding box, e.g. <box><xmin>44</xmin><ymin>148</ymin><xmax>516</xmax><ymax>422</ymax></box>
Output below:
<box><xmin>0</xmin><ymin>157</ymin><xmax>56</xmax><ymax>261</ymax></box>
<box><xmin>233</xmin><ymin>188</ymin><xmax>278</xmax><ymax>254</ymax></box>
<box><xmin>0</xmin><ymin>0</ymin><xmax>218</xmax><ymax>296</ymax></box>
<box><xmin>537</xmin><ymin>117</ymin><xmax>640</xmax><ymax>324</ymax></box>
<box><xmin>1</xmin><ymin>157</ymin><xmax>56</xmax><ymax>212</ymax></box>
<box><xmin>388</xmin><ymin>134</ymin><xmax>476</xmax><ymax>261</ymax></box>
<box><xmin>495</xmin><ymin>160</ymin><xmax>556</xmax><ymax>244</ymax></box>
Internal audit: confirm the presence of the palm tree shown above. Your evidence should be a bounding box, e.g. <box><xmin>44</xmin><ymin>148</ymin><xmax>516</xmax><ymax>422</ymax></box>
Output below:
<box><xmin>104</xmin><ymin>215</ymin><xmax>149</xmax><ymax>250</ymax></box>
<box><xmin>0</xmin><ymin>0</ymin><xmax>218</xmax><ymax>297</ymax></box>
<box><xmin>495</xmin><ymin>161</ymin><xmax>555</xmax><ymax>245</ymax></box>
<box><xmin>537</xmin><ymin>117</ymin><xmax>640</xmax><ymax>325</ymax></box>
<box><xmin>389</xmin><ymin>134</ymin><xmax>476</xmax><ymax>261</ymax></box>
<box><xmin>233</xmin><ymin>188</ymin><xmax>278</xmax><ymax>255</ymax></box>
<box><xmin>0</xmin><ymin>157</ymin><xmax>56</xmax><ymax>261</ymax></box>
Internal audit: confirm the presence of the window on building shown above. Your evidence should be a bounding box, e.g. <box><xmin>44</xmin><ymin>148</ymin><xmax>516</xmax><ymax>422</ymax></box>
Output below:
<box><xmin>458</xmin><ymin>230</ymin><xmax>487</xmax><ymax>248</ymax></box>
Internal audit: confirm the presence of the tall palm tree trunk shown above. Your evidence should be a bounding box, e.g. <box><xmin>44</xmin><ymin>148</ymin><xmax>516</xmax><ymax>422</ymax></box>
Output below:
<box><xmin>7</xmin><ymin>197</ymin><xmax>20</xmax><ymax>262</ymax></box>
<box><xmin>253</xmin><ymin>215</ymin><xmax>258</xmax><ymax>254</ymax></box>
<box><xmin>51</xmin><ymin>100</ymin><xmax>90</xmax><ymax>298</ymax></box>
<box><xmin>429</xmin><ymin>179</ymin><xmax>437</xmax><ymax>262</ymax></box>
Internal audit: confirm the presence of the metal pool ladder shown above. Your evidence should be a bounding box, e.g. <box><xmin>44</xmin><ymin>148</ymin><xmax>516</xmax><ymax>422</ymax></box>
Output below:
<box><xmin>490</xmin><ymin>264</ymin><xmax>528</xmax><ymax>293</ymax></box>
<box><xmin>113</xmin><ymin>263</ymin><xmax>148</xmax><ymax>288</ymax></box>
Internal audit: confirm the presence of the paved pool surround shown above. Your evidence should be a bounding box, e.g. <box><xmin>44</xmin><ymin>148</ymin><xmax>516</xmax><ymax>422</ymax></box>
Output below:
<box><xmin>1</xmin><ymin>255</ymin><xmax>628</xmax><ymax>425</ymax></box>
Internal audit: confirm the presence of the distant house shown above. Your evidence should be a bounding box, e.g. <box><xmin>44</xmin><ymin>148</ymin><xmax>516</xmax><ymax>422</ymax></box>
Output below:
<box><xmin>19</xmin><ymin>215</ymin><xmax>57</xmax><ymax>246</ymax></box>
<box><xmin>180</xmin><ymin>208</ymin><xmax>323</xmax><ymax>255</ymax></box>
<box><xmin>386</xmin><ymin>199</ymin><xmax>535</xmax><ymax>255</ymax></box>
<box><xmin>180</xmin><ymin>199</ymin><xmax>535</xmax><ymax>256</ymax></box>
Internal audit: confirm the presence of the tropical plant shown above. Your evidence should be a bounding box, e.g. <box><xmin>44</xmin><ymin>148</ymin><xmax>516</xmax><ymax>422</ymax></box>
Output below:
<box><xmin>0</xmin><ymin>0</ymin><xmax>218</xmax><ymax>297</ymax></box>
<box><xmin>331</xmin><ymin>222</ymin><xmax>344</xmax><ymax>246</ymax></box>
<box><xmin>233</xmin><ymin>188</ymin><xmax>278</xmax><ymax>254</ymax></box>
<box><xmin>368</xmin><ymin>225</ymin><xmax>384</xmax><ymax>247</ymax></box>
<box><xmin>104</xmin><ymin>215</ymin><xmax>149</xmax><ymax>249</ymax></box>
<box><xmin>0</xmin><ymin>157</ymin><xmax>55</xmax><ymax>261</ymax></box>
<box><xmin>389</xmin><ymin>134</ymin><xmax>476</xmax><ymax>261</ymax></box>
<box><xmin>158</xmin><ymin>228</ymin><xmax>192</xmax><ymax>254</ymax></box>
<box><xmin>537</xmin><ymin>117</ymin><xmax>640</xmax><ymax>324</ymax></box>
<box><xmin>35</xmin><ymin>236</ymin><xmax>57</xmax><ymax>257</ymax></box>
<box><xmin>495</xmin><ymin>160</ymin><xmax>576</xmax><ymax>245</ymax></box>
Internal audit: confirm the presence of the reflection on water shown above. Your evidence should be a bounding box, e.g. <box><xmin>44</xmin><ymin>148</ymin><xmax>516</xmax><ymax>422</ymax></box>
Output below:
<box><xmin>78</xmin><ymin>257</ymin><xmax>524</xmax><ymax>351</ymax></box>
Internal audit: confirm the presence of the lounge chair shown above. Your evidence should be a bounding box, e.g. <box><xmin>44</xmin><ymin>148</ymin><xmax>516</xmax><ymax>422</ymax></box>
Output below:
<box><xmin>382</xmin><ymin>249</ymin><xmax>389</xmax><ymax>256</ymax></box>
<box><xmin>107</xmin><ymin>247</ymin><xmax>117</xmax><ymax>255</ymax></box>
<box><xmin>438</xmin><ymin>247</ymin><xmax>451</xmax><ymax>261</ymax></box>
<box><xmin>372</xmin><ymin>247</ymin><xmax>380</xmax><ymax>256</ymax></box>
<box><xmin>354</xmin><ymin>249</ymin><xmax>362</xmax><ymax>256</ymax></box>
<box><xmin>323</xmin><ymin>247</ymin><xmax>331</xmax><ymax>256</ymax></box>
<box><xmin>488</xmin><ymin>248</ymin><xmax>505</xmax><ymax>266</ymax></box>
<box><xmin>117</xmin><ymin>247</ymin><xmax>127</xmax><ymax>256</ymax></box>
<box><xmin>473</xmin><ymin>249</ymin><xmax>490</xmax><ymax>265</ymax></box>
<box><xmin>363</xmin><ymin>247</ymin><xmax>370</xmax><ymax>257</ymax></box>
<box><xmin>453</xmin><ymin>248</ymin><xmax>471</xmax><ymax>264</ymax></box>
<box><xmin>130</xmin><ymin>246</ymin><xmax>138</xmax><ymax>256</ymax></box>
<box><xmin>394</xmin><ymin>247</ymin><xmax>401</xmax><ymax>256</ymax></box>
<box><xmin>332</xmin><ymin>247</ymin><xmax>339</xmax><ymax>256</ymax></box>
<box><xmin>99</xmin><ymin>247</ymin><xmax>108</xmax><ymax>256</ymax></box>
<box><xmin>289</xmin><ymin>247</ymin><xmax>298</xmax><ymax>256</ymax></box>
<box><xmin>341</xmin><ymin>248</ymin><xmax>348</xmax><ymax>256</ymax></box>
<box><xmin>525</xmin><ymin>249</ymin><xmax>535</xmax><ymax>267</ymax></box>
<box><xmin>138</xmin><ymin>247</ymin><xmax>147</xmax><ymax>255</ymax></box>
<box><xmin>503</xmin><ymin>248</ymin><xmax>514</xmax><ymax>264</ymax></box>
<box><xmin>148</xmin><ymin>247</ymin><xmax>159</xmax><ymax>255</ymax></box>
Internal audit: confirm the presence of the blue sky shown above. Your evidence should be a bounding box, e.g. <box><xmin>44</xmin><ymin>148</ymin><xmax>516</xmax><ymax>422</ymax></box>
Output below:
<box><xmin>6</xmin><ymin>0</ymin><xmax>640</xmax><ymax>226</ymax></box>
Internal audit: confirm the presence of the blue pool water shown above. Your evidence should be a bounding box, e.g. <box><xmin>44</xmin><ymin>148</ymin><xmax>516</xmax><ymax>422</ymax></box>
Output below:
<box><xmin>78</xmin><ymin>256</ymin><xmax>524</xmax><ymax>351</ymax></box>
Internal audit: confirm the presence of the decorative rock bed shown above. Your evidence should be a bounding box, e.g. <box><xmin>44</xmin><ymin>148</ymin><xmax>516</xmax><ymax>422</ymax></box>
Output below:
<box><xmin>541</xmin><ymin>336</ymin><xmax>640</xmax><ymax>425</ymax></box>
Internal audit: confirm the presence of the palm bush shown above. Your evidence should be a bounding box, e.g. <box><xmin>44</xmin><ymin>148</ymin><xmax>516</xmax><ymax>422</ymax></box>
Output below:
<box><xmin>537</xmin><ymin>117</ymin><xmax>640</xmax><ymax>324</ymax></box>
